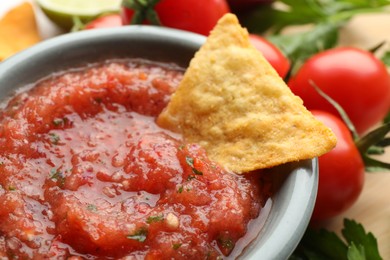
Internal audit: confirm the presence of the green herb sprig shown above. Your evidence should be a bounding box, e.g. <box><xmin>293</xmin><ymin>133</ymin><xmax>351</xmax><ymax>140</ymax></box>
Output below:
<box><xmin>146</xmin><ymin>214</ymin><xmax>164</xmax><ymax>224</ymax></box>
<box><xmin>290</xmin><ymin>219</ymin><xmax>382</xmax><ymax>260</ymax></box>
<box><xmin>240</xmin><ymin>0</ymin><xmax>390</xmax><ymax>73</ymax></box>
<box><xmin>127</xmin><ymin>227</ymin><xmax>148</xmax><ymax>242</ymax></box>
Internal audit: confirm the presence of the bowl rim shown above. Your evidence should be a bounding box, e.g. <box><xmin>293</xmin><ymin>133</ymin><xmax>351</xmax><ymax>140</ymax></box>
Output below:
<box><xmin>0</xmin><ymin>25</ymin><xmax>318</xmax><ymax>259</ymax></box>
<box><xmin>0</xmin><ymin>25</ymin><xmax>207</xmax><ymax>62</ymax></box>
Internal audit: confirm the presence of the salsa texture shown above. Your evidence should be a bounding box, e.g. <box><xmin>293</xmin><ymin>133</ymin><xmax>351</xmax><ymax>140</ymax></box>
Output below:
<box><xmin>0</xmin><ymin>60</ymin><xmax>272</xmax><ymax>259</ymax></box>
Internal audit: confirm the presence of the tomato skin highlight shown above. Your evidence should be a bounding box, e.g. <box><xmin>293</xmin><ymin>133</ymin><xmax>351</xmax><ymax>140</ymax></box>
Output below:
<box><xmin>311</xmin><ymin>110</ymin><xmax>365</xmax><ymax>222</ymax></box>
<box><xmin>288</xmin><ymin>47</ymin><xmax>390</xmax><ymax>134</ymax></box>
<box><xmin>84</xmin><ymin>14</ymin><xmax>123</xmax><ymax>30</ymax></box>
<box><xmin>249</xmin><ymin>34</ymin><xmax>290</xmax><ymax>78</ymax></box>
<box><xmin>121</xmin><ymin>0</ymin><xmax>230</xmax><ymax>35</ymax></box>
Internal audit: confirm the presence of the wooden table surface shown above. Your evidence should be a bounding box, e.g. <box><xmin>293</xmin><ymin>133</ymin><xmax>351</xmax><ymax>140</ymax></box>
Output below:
<box><xmin>1</xmin><ymin>2</ymin><xmax>390</xmax><ymax>259</ymax></box>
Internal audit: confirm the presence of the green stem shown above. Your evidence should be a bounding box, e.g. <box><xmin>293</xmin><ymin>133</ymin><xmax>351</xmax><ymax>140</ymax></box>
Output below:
<box><xmin>131</xmin><ymin>9</ymin><xmax>145</xmax><ymax>24</ymax></box>
<box><xmin>363</xmin><ymin>155</ymin><xmax>390</xmax><ymax>172</ymax></box>
<box><xmin>367</xmin><ymin>145</ymin><xmax>385</xmax><ymax>155</ymax></box>
<box><xmin>377</xmin><ymin>137</ymin><xmax>390</xmax><ymax>147</ymax></box>
<box><xmin>70</xmin><ymin>16</ymin><xmax>85</xmax><ymax>32</ymax></box>
<box><xmin>355</xmin><ymin>123</ymin><xmax>390</xmax><ymax>154</ymax></box>
<box><xmin>357</xmin><ymin>123</ymin><xmax>390</xmax><ymax>172</ymax></box>
<box><xmin>368</xmin><ymin>41</ymin><xmax>387</xmax><ymax>54</ymax></box>
<box><xmin>122</xmin><ymin>0</ymin><xmax>162</xmax><ymax>25</ymax></box>
<box><xmin>309</xmin><ymin>80</ymin><xmax>359</xmax><ymax>140</ymax></box>
<box><xmin>146</xmin><ymin>9</ymin><xmax>161</xmax><ymax>25</ymax></box>
<box><xmin>310</xmin><ymin>80</ymin><xmax>390</xmax><ymax>171</ymax></box>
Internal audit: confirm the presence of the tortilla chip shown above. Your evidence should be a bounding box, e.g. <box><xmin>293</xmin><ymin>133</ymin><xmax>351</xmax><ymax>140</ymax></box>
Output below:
<box><xmin>0</xmin><ymin>2</ymin><xmax>41</xmax><ymax>61</ymax></box>
<box><xmin>157</xmin><ymin>13</ymin><xmax>336</xmax><ymax>173</ymax></box>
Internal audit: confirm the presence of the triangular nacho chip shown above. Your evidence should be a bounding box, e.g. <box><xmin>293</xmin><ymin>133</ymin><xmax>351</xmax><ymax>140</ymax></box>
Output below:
<box><xmin>157</xmin><ymin>13</ymin><xmax>336</xmax><ymax>173</ymax></box>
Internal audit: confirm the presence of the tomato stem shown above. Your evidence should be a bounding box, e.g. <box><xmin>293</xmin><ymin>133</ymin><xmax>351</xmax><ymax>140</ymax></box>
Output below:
<box><xmin>122</xmin><ymin>0</ymin><xmax>161</xmax><ymax>25</ymax></box>
<box><xmin>368</xmin><ymin>41</ymin><xmax>387</xmax><ymax>54</ymax></box>
<box><xmin>355</xmin><ymin>123</ymin><xmax>390</xmax><ymax>155</ymax></box>
<box><xmin>145</xmin><ymin>9</ymin><xmax>161</xmax><ymax>25</ymax></box>
<box><xmin>310</xmin><ymin>80</ymin><xmax>390</xmax><ymax>172</ymax></box>
<box><xmin>363</xmin><ymin>154</ymin><xmax>390</xmax><ymax>172</ymax></box>
<box><xmin>366</xmin><ymin>145</ymin><xmax>385</xmax><ymax>155</ymax></box>
<box><xmin>377</xmin><ymin>137</ymin><xmax>390</xmax><ymax>147</ymax></box>
<box><xmin>309</xmin><ymin>80</ymin><xmax>359</xmax><ymax>140</ymax></box>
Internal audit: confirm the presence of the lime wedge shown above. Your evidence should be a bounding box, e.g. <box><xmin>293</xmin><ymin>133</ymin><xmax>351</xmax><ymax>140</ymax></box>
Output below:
<box><xmin>36</xmin><ymin>0</ymin><xmax>122</xmax><ymax>30</ymax></box>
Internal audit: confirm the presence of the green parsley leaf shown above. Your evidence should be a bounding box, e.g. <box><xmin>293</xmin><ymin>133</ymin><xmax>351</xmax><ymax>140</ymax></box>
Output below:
<box><xmin>294</xmin><ymin>227</ymin><xmax>348</xmax><ymax>259</ymax></box>
<box><xmin>240</xmin><ymin>0</ymin><xmax>390</xmax><ymax>75</ymax></box>
<box><xmin>290</xmin><ymin>219</ymin><xmax>383</xmax><ymax>260</ymax></box>
<box><xmin>342</xmin><ymin>219</ymin><xmax>382</xmax><ymax>260</ymax></box>
<box><xmin>269</xmin><ymin>22</ymin><xmax>339</xmax><ymax>74</ymax></box>
<box><xmin>347</xmin><ymin>242</ymin><xmax>366</xmax><ymax>260</ymax></box>
<box><xmin>241</xmin><ymin>0</ymin><xmax>390</xmax><ymax>34</ymax></box>
<box><xmin>381</xmin><ymin>51</ymin><xmax>390</xmax><ymax>67</ymax></box>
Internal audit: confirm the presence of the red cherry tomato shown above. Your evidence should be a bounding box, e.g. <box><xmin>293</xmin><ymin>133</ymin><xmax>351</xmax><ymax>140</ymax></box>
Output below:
<box><xmin>288</xmin><ymin>47</ymin><xmax>390</xmax><ymax>134</ymax></box>
<box><xmin>121</xmin><ymin>0</ymin><xmax>230</xmax><ymax>35</ymax></box>
<box><xmin>249</xmin><ymin>34</ymin><xmax>290</xmax><ymax>78</ymax></box>
<box><xmin>311</xmin><ymin>110</ymin><xmax>365</xmax><ymax>222</ymax></box>
<box><xmin>84</xmin><ymin>14</ymin><xmax>123</xmax><ymax>30</ymax></box>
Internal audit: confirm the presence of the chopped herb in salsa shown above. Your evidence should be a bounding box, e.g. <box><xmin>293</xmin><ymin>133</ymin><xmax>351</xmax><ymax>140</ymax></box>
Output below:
<box><xmin>50</xmin><ymin>168</ymin><xmax>65</xmax><ymax>187</ymax></box>
<box><xmin>217</xmin><ymin>236</ymin><xmax>235</xmax><ymax>255</ymax></box>
<box><xmin>49</xmin><ymin>133</ymin><xmax>60</xmax><ymax>145</ymax></box>
<box><xmin>146</xmin><ymin>214</ymin><xmax>164</xmax><ymax>224</ymax></box>
<box><xmin>185</xmin><ymin>156</ymin><xmax>203</xmax><ymax>175</ymax></box>
<box><xmin>187</xmin><ymin>175</ymin><xmax>196</xmax><ymax>181</ymax></box>
<box><xmin>127</xmin><ymin>227</ymin><xmax>148</xmax><ymax>242</ymax></box>
<box><xmin>172</xmin><ymin>243</ymin><xmax>182</xmax><ymax>250</ymax></box>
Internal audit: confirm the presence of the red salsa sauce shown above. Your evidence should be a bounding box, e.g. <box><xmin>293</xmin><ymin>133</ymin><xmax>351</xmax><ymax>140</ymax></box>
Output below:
<box><xmin>0</xmin><ymin>59</ymin><xmax>273</xmax><ymax>259</ymax></box>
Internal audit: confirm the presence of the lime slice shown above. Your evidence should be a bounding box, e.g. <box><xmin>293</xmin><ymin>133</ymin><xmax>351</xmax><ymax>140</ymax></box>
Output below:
<box><xmin>36</xmin><ymin>0</ymin><xmax>122</xmax><ymax>30</ymax></box>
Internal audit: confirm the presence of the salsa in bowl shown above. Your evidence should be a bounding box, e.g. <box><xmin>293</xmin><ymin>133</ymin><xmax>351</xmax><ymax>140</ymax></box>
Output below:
<box><xmin>0</xmin><ymin>25</ymin><xmax>318</xmax><ymax>259</ymax></box>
